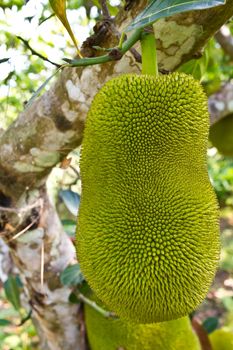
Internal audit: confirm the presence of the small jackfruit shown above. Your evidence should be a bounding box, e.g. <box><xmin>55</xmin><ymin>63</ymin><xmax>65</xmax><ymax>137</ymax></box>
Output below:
<box><xmin>209</xmin><ymin>113</ymin><xmax>233</xmax><ymax>157</ymax></box>
<box><xmin>76</xmin><ymin>73</ymin><xmax>220</xmax><ymax>323</ymax></box>
<box><xmin>85</xmin><ymin>295</ymin><xmax>201</xmax><ymax>350</ymax></box>
<box><xmin>209</xmin><ymin>329</ymin><xmax>233</xmax><ymax>350</ymax></box>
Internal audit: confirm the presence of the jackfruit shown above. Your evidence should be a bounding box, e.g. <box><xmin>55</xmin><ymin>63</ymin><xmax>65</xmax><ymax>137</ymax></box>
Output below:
<box><xmin>209</xmin><ymin>113</ymin><xmax>233</xmax><ymax>157</ymax></box>
<box><xmin>76</xmin><ymin>73</ymin><xmax>220</xmax><ymax>323</ymax></box>
<box><xmin>209</xmin><ymin>329</ymin><xmax>233</xmax><ymax>350</ymax></box>
<box><xmin>85</xmin><ymin>294</ymin><xmax>201</xmax><ymax>350</ymax></box>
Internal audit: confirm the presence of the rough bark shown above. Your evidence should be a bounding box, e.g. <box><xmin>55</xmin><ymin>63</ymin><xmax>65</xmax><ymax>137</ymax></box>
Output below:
<box><xmin>0</xmin><ymin>1</ymin><xmax>233</xmax><ymax>349</ymax></box>
<box><xmin>209</xmin><ymin>82</ymin><xmax>233</xmax><ymax>125</ymax></box>
<box><xmin>215</xmin><ymin>25</ymin><xmax>233</xmax><ymax>60</ymax></box>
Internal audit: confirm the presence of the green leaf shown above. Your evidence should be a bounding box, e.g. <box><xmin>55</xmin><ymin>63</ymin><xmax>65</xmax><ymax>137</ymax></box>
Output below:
<box><xmin>126</xmin><ymin>0</ymin><xmax>226</xmax><ymax>32</ymax></box>
<box><xmin>49</xmin><ymin>0</ymin><xmax>80</xmax><ymax>54</ymax></box>
<box><xmin>25</xmin><ymin>67</ymin><xmax>62</xmax><ymax>108</ymax></box>
<box><xmin>3</xmin><ymin>275</ymin><xmax>21</xmax><ymax>311</ymax></box>
<box><xmin>60</xmin><ymin>264</ymin><xmax>84</xmax><ymax>286</ymax></box>
<box><xmin>222</xmin><ymin>296</ymin><xmax>233</xmax><ymax>311</ymax></box>
<box><xmin>0</xmin><ymin>319</ymin><xmax>11</xmax><ymax>326</ymax></box>
<box><xmin>59</xmin><ymin>189</ymin><xmax>80</xmax><ymax>216</ymax></box>
<box><xmin>68</xmin><ymin>292</ymin><xmax>80</xmax><ymax>304</ymax></box>
<box><xmin>61</xmin><ymin>219</ymin><xmax>76</xmax><ymax>237</ymax></box>
<box><xmin>0</xmin><ymin>58</ymin><xmax>10</xmax><ymax>64</ymax></box>
<box><xmin>179</xmin><ymin>48</ymin><xmax>209</xmax><ymax>80</ymax></box>
<box><xmin>202</xmin><ymin>317</ymin><xmax>219</xmax><ymax>334</ymax></box>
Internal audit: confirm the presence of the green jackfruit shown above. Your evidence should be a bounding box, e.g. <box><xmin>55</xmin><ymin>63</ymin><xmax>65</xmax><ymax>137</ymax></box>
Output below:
<box><xmin>209</xmin><ymin>113</ymin><xmax>233</xmax><ymax>157</ymax></box>
<box><xmin>85</xmin><ymin>296</ymin><xmax>201</xmax><ymax>350</ymax></box>
<box><xmin>76</xmin><ymin>73</ymin><xmax>220</xmax><ymax>323</ymax></box>
<box><xmin>209</xmin><ymin>329</ymin><xmax>233</xmax><ymax>350</ymax></box>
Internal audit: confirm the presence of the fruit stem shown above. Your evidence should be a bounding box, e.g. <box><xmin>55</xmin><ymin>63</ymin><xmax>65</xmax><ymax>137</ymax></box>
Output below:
<box><xmin>140</xmin><ymin>26</ymin><xmax>158</xmax><ymax>76</ymax></box>
<box><xmin>64</xmin><ymin>28</ymin><xmax>142</xmax><ymax>67</ymax></box>
<box><xmin>77</xmin><ymin>292</ymin><xmax>118</xmax><ymax>319</ymax></box>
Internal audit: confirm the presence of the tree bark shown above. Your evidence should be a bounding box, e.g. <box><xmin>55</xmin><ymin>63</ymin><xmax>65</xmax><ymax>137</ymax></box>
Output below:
<box><xmin>209</xmin><ymin>82</ymin><xmax>233</xmax><ymax>125</ymax></box>
<box><xmin>215</xmin><ymin>25</ymin><xmax>233</xmax><ymax>60</ymax></box>
<box><xmin>1</xmin><ymin>1</ymin><xmax>233</xmax><ymax>349</ymax></box>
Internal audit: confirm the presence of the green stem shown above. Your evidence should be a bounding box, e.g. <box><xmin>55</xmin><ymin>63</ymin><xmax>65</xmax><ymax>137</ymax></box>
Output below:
<box><xmin>64</xmin><ymin>28</ymin><xmax>142</xmax><ymax>67</ymax></box>
<box><xmin>118</xmin><ymin>32</ymin><xmax>126</xmax><ymax>50</ymax></box>
<box><xmin>28</xmin><ymin>29</ymin><xmax>143</xmax><ymax>104</ymax></box>
<box><xmin>77</xmin><ymin>292</ymin><xmax>118</xmax><ymax>319</ymax></box>
<box><xmin>121</xmin><ymin>28</ymin><xmax>142</xmax><ymax>54</ymax></box>
<box><xmin>140</xmin><ymin>28</ymin><xmax>158</xmax><ymax>76</ymax></box>
<box><xmin>64</xmin><ymin>54</ymin><xmax>114</xmax><ymax>66</ymax></box>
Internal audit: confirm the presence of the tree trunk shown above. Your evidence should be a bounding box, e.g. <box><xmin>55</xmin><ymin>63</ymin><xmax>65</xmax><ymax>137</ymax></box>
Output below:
<box><xmin>1</xmin><ymin>1</ymin><xmax>233</xmax><ymax>349</ymax></box>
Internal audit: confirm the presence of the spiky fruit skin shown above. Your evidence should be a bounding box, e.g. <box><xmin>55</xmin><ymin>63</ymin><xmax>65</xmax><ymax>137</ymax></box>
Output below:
<box><xmin>209</xmin><ymin>329</ymin><xmax>233</xmax><ymax>350</ymax></box>
<box><xmin>209</xmin><ymin>113</ymin><xmax>233</xmax><ymax>157</ymax></box>
<box><xmin>85</xmin><ymin>298</ymin><xmax>201</xmax><ymax>350</ymax></box>
<box><xmin>76</xmin><ymin>73</ymin><xmax>220</xmax><ymax>323</ymax></box>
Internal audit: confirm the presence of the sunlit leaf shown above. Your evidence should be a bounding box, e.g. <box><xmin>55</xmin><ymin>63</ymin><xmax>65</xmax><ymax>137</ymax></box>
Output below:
<box><xmin>49</xmin><ymin>0</ymin><xmax>81</xmax><ymax>56</ymax></box>
<box><xmin>126</xmin><ymin>0</ymin><xmax>226</xmax><ymax>31</ymax></box>
<box><xmin>222</xmin><ymin>296</ymin><xmax>233</xmax><ymax>311</ymax></box>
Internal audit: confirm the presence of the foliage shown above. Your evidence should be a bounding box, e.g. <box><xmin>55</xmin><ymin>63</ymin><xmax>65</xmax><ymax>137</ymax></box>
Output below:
<box><xmin>208</xmin><ymin>151</ymin><xmax>233</xmax><ymax>204</ymax></box>
<box><xmin>0</xmin><ymin>0</ymin><xmax>101</xmax><ymax>128</ymax></box>
<box><xmin>126</xmin><ymin>0</ymin><xmax>225</xmax><ymax>31</ymax></box>
<box><xmin>3</xmin><ymin>275</ymin><xmax>21</xmax><ymax>311</ymax></box>
<box><xmin>60</xmin><ymin>264</ymin><xmax>84</xmax><ymax>286</ymax></box>
<box><xmin>0</xmin><ymin>287</ymin><xmax>39</xmax><ymax>349</ymax></box>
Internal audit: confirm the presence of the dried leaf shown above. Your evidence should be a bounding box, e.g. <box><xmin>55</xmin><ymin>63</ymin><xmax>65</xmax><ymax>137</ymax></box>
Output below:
<box><xmin>49</xmin><ymin>0</ymin><xmax>81</xmax><ymax>56</ymax></box>
<box><xmin>60</xmin><ymin>157</ymin><xmax>72</xmax><ymax>169</ymax></box>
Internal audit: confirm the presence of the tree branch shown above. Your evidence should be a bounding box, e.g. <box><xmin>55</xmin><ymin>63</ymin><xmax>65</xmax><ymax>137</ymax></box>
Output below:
<box><xmin>209</xmin><ymin>82</ymin><xmax>233</xmax><ymax>125</ymax></box>
<box><xmin>17</xmin><ymin>36</ymin><xmax>61</xmax><ymax>68</ymax></box>
<box><xmin>4</xmin><ymin>189</ymin><xmax>83</xmax><ymax>350</ymax></box>
<box><xmin>215</xmin><ymin>25</ymin><xmax>233</xmax><ymax>60</ymax></box>
<box><xmin>99</xmin><ymin>0</ymin><xmax>111</xmax><ymax>19</ymax></box>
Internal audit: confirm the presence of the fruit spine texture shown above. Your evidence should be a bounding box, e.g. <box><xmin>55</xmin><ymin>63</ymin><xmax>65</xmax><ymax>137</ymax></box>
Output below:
<box><xmin>76</xmin><ymin>73</ymin><xmax>220</xmax><ymax>323</ymax></box>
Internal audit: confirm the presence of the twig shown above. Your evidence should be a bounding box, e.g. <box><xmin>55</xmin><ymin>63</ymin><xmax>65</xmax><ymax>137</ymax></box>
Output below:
<box><xmin>0</xmin><ymin>199</ymin><xmax>42</xmax><ymax>214</ymax></box>
<box><xmin>7</xmin><ymin>217</ymin><xmax>38</xmax><ymax>242</ymax></box>
<box><xmin>0</xmin><ymin>206</ymin><xmax>21</xmax><ymax>213</ymax></box>
<box><xmin>40</xmin><ymin>240</ymin><xmax>44</xmax><ymax>289</ymax></box>
<box><xmin>64</xmin><ymin>28</ymin><xmax>142</xmax><ymax>67</ymax></box>
<box><xmin>99</xmin><ymin>0</ymin><xmax>111</xmax><ymax>19</ymax></box>
<box><xmin>69</xmin><ymin>165</ymin><xmax>80</xmax><ymax>178</ymax></box>
<box><xmin>91</xmin><ymin>28</ymin><xmax>141</xmax><ymax>63</ymax></box>
<box><xmin>17</xmin><ymin>36</ymin><xmax>61</xmax><ymax>68</ymax></box>
<box><xmin>77</xmin><ymin>292</ymin><xmax>118</xmax><ymax>319</ymax></box>
<box><xmin>130</xmin><ymin>47</ymin><xmax>142</xmax><ymax>63</ymax></box>
<box><xmin>17</xmin><ymin>310</ymin><xmax>32</xmax><ymax>326</ymax></box>
<box><xmin>215</xmin><ymin>25</ymin><xmax>233</xmax><ymax>60</ymax></box>
<box><xmin>39</xmin><ymin>13</ymin><xmax>55</xmax><ymax>26</ymax></box>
